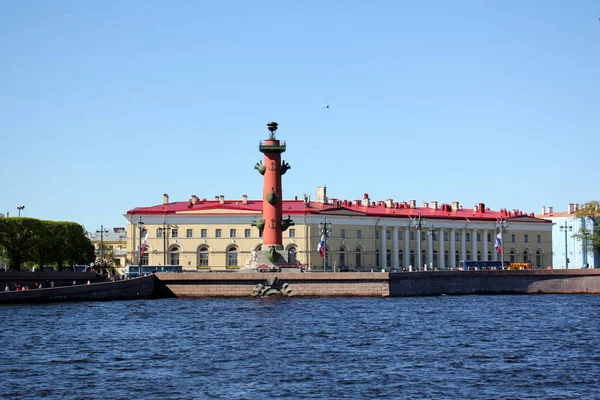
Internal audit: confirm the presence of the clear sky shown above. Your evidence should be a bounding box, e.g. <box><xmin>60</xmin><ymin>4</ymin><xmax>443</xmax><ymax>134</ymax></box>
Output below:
<box><xmin>1</xmin><ymin>0</ymin><xmax>599</xmax><ymax>233</ymax></box>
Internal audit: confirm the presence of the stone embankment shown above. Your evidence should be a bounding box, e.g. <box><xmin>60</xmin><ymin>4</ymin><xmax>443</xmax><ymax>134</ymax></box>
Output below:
<box><xmin>1</xmin><ymin>270</ymin><xmax>599</xmax><ymax>303</ymax></box>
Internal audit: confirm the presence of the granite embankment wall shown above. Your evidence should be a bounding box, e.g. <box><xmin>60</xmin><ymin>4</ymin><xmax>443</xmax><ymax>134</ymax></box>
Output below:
<box><xmin>155</xmin><ymin>272</ymin><xmax>390</xmax><ymax>297</ymax></box>
<box><xmin>389</xmin><ymin>269</ymin><xmax>600</xmax><ymax>296</ymax></box>
<box><xmin>0</xmin><ymin>275</ymin><xmax>155</xmax><ymax>304</ymax></box>
<box><xmin>156</xmin><ymin>270</ymin><xmax>600</xmax><ymax>298</ymax></box>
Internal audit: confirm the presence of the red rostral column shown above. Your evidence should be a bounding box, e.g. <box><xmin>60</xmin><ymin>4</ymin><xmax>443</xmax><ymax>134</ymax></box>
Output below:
<box><xmin>259</xmin><ymin>122</ymin><xmax>287</xmax><ymax>249</ymax></box>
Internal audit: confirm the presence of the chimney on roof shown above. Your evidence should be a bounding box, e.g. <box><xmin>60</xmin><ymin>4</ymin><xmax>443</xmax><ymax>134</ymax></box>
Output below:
<box><xmin>316</xmin><ymin>186</ymin><xmax>328</xmax><ymax>204</ymax></box>
<box><xmin>191</xmin><ymin>195</ymin><xmax>199</xmax><ymax>205</ymax></box>
<box><xmin>575</xmin><ymin>203</ymin><xmax>579</xmax><ymax>211</ymax></box>
<box><xmin>219</xmin><ymin>195</ymin><xmax>225</xmax><ymax>204</ymax></box>
<box><xmin>163</xmin><ymin>193</ymin><xmax>169</xmax><ymax>205</ymax></box>
<box><xmin>303</xmin><ymin>194</ymin><xmax>310</xmax><ymax>207</ymax></box>
<box><xmin>451</xmin><ymin>201</ymin><xmax>459</xmax><ymax>211</ymax></box>
<box><xmin>242</xmin><ymin>195</ymin><xmax>248</xmax><ymax>205</ymax></box>
<box><xmin>422</xmin><ymin>201</ymin><xmax>428</xmax><ymax>208</ymax></box>
<box><xmin>430</xmin><ymin>201</ymin><xmax>438</xmax><ymax>210</ymax></box>
<box><xmin>548</xmin><ymin>206</ymin><xmax>553</xmax><ymax>214</ymax></box>
<box><xmin>541</xmin><ymin>206</ymin><xmax>546</xmax><ymax>215</ymax></box>
<box><xmin>409</xmin><ymin>200</ymin><xmax>416</xmax><ymax>209</ymax></box>
<box><xmin>479</xmin><ymin>203</ymin><xmax>485</xmax><ymax>213</ymax></box>
<box><xmin>386</xmin><ymin>199</ymin><xmax>393</xmax><ymax>208</ymax></box>
<box><xmin>364</xmin><ymin>194</ymin><xmax>371</xmax><ymax>207</ymax></box>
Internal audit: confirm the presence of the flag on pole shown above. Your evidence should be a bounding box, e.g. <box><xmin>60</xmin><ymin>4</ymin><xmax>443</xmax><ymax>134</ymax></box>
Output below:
<box><xmin>140</xmin><ymin>231</ymin><xmax>148</xmax><ymax>255</ymax></box>
<box><xmin>317</xmin><ymin>235</ymin><xmax>326</xmax><ymax>258</ymax></box>
<box><xmin>495</xmin><ymin>232</ymin><xmax>503</xmax><ymax>254</ymax></box>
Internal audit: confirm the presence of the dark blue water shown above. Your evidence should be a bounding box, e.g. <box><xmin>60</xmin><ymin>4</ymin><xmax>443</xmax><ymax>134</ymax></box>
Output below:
<box><xmin>1</xmin><ymin>295</ymin><xmax>599</xmax><ymax>399</ymax></box>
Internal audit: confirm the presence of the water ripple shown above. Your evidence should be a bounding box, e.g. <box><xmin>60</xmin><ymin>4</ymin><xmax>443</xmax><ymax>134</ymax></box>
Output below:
<box><xmin>1</xmin><ymin>295</ymin><xmax>600</xmax><ymax>399</ymax></box>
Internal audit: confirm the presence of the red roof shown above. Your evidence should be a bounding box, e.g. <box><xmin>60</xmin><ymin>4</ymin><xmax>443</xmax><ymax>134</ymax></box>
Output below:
<box><xmin>127</xmin><ymin>199</ymin><xmax>550</xmax><ymax>223</ymax></box>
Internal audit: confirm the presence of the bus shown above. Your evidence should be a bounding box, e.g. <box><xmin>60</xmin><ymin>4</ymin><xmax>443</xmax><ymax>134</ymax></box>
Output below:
<box><xmin>458</xmin><ymin>260</ymin><xmax>506</xmax><ymax>271</ymax></box>
<box><xmin>124</xmin><ymin>265</ymin><xmax>183</xmax><ymax>278</ymax></box>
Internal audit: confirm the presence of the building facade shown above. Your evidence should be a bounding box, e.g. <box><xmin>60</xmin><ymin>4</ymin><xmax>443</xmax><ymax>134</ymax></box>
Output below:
<box><xmin>538</xmin><ymin>204</ymin><xmax>596</xmax><ymax>269</ymax></box>
<box><xmin>124</xmin><ymin>188</ymin><xmax>553</xmax><ymax>272</ymax></box>
<box><xmin>87</xmin><ymin>227</ymin><xmax>128</xmax><ymax>271</ymax></box>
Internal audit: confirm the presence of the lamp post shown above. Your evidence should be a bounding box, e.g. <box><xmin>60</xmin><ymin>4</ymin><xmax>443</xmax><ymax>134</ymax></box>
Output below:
<box><xmin>162</xmin><ymin>223</ymin><xmax>172</xmax><ymax>266</ymax></box>
<box><xmin>17</xmin><ymin>205</ymin><xmax>24</xmax><ymax>217</ymax></box>
<box><xmin>138</xmin><ymin>218</ymin><xmax>146</xmax><ymax>276</ymax></box>
<box><xmin>96</xmin><ymin>225</ymin><xmax>108</xmax><ymax>270</ymax></box>
<box><xmin>497</xmin><ymin>217</ymin><xmax>508</xmax><ymax>269</ymax></box>
<box><xmin>580</xmin><ymin>225</ymin><xmax>591</xmax><ymax>268</ymax></box>
<box><xmin>560</xmin><ymin>220</ymin><xmax>573</xmax><ymax>269</ymax></box>
<box><xmin>412</xmin><ymin>213</ymin><xmax>426</xmax><ymax>271</ymax></box>
<box><xmin>319</xmin><ymin>218</ymin><xmax>332</xmax><ymax>272</ymax></box>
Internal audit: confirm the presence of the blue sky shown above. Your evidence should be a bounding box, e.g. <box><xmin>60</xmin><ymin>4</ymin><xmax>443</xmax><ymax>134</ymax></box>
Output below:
<box><xmin>1</xmin><ymin>0</ymin><xmax>598</xmax><ymax>232</ymax></box>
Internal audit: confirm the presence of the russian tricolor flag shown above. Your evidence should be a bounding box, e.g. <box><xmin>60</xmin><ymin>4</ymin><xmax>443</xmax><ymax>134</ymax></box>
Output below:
<box><xmin>495</xmin><ymin>232</ymin><xmax>503</xmax><ymax>254</ymax></box>
<box><xmin>317</xmin><ymin>235</ymin><xmax>326</xmax><ymax>258</ymax></box>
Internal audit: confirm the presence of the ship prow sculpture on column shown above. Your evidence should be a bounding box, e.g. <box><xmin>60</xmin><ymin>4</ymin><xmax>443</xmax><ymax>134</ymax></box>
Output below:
<box><xmin>242</xmin><ymin>122</ymin><xmax>295</xmax><ymax>271</ymax></box>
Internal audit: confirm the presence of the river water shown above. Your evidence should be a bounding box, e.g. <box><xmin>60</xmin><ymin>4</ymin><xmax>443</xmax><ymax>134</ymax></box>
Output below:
<box><xmin>1</xmin><ymin>295</ymin><xmax>599</xmax><ymax>399</ymax></box>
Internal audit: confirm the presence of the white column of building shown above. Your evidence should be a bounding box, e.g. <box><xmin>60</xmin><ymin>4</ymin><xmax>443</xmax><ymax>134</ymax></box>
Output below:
<box><xmin>472</xmin><ymin>228</ymin><xmax>478</xmax><ymax>261</ymax></box>
<box><xmin>427</xmin><ymin>228</ymin><xmax>434</xmax><ymax>269</ymax></box>
<box><xmin>404</xmin><ymin>227</ymin><xmax>410</xmax><ymax>269</ymax></box>
<box><xmin>438</xmin><ymin>228</ymin><xmax>445</xmax><ymax>269</ymax></box>
<box><xmin>483</xmin><ymin>229</ymin><xmax>489</xmax><ymax>261</ymax></box>
<box><xmin>450</xmin><ymin>228</ymin><xmax>457</xmax><ymax>268</ymax></box>
<box><xmin>380</xmin><ymin>226</ymin><xmax>387</xmax><ymax>270</ymax></box>
<box><xmin>392</xmin><ymin>227</ymin><xmax>399</xmax><ymax>270</ymax></box>
<box><xmin>461</xmin><ymin>228</ymin><xmax>467</xmax><ymax>260</ymax></box>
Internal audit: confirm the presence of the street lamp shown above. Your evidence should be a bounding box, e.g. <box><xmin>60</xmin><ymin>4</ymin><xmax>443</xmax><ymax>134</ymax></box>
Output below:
<box><xmin>162</xmin><ymin>223</ymin><xmax>172</xmax><ymax>266</ymax></box>
<box><xmin>412</xmin><ymin>213</ymin><xmax>426</xmax><ymax>271</ymax></box>
<box><xmin>497</xmin><ymin>217</ymin><xmax>508</xmax><ymax>269</ymax></box>
<box><xmin>579</xmin><ymin>225</ymin><xmax>592</xmax><ymax>268</ymax></box>
<box><xmin>319</xmin><ymin>218</ymin><xmax>332</xmax><ymax>272</ymax></box>
<box><xmin>560</xmin><ymin>220</ymin><xmax>573</xmax><ymax>269</ymax></box>
<box><xmin>17</xmin><ymin>205</ymin><xmax>24</xmax><ymax>217</ymax></box>
<box><xmin>138</xmin><ymin>218</ymin><xmax>146</xmax><ymax>276</ymax></box>
<box><xmin>96</xmin><ymin>225</ymin><xmax>108</xmax><ymax>270</ymax></box>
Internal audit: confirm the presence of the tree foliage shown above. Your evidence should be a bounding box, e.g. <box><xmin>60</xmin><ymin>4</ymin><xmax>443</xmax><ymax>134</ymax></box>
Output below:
<box><xmin>0</xmin><ymin>218</ymin><xmax>94</xmax><ymax>271</ymax></box>
<box><xmin>574</xmin><ymin>201</ymin><xmax>600</xmax><ymax>254</ymax></box>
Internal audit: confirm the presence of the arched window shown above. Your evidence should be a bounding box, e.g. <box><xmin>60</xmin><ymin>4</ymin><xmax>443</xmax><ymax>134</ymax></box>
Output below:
<box><xmin>421</xmin><ymin>250</ymin><xmax>426</xmax><ymax>268</ymax></box>
<box><xmin>169</xmin><ymin>247</ymin><xmax>180</xmax><ymax>265</ymax></box>
<box><xmin>355</xmin><ymin>248</ymin><xmax>362</xmax><ymax>267</ymax></box>
<box><xmin>410</xmin><ymin>250</ymin><xmax>415</xmax><ymax>268</ymax></box>
<box><xmin>375</xmin><ymin>250</ymin><xmax>380</xmax><ymax>267</ymax></box>
<box><xmin>444</xmin><ymin>250</ymin><xmax>449</xmax><ymax>267</ymax></box>
<box><xmin>487</xmin><ymin>251</ymin><xmax>491</xmax><ymax>261</ymax></box>
<box><xmin>198</xmin><ymin>247</ymin><xmax>209</xmax><ymax>267</ymax></box>
<box><xmin>522</xmin><ymin>250</ymin><xmax>529</xmax><ymax>263</ymax></box>
<box><xmin>466</xmin><ymin>251</ymin><xmax>471</xmax><ymax>261</ymax></box>
<box><xmin>339</xmin><ymin>248</ymin><xmax>346</xmax><ymax>267</ymax></box>
<box><xmin>141</xmin><ymin>252</ymin><xmax>149</xmax><ymax>266</ymax></box>
<box><xmin>455</xmin><ymin>251</ymin><xmax>460</xmax><ymax>267</ymax></box>
<box><xmin>433</xmin><ymin>250</ymin><xmax>438</xmax><ymax>267</ymax></box>
<box><xmin>288</xmin><ymin>247</ymin><xmax>297</xmax><ymax>264</ymax></box>
<box><xmin>386</xmin><ymin>249</ymin><xmax>391</xmax><ymax>267</ymax></box>
<box><xmin>477</xmin><ymin>251</ymin><xmax>481</xmax><ymax>261</ymax></box>
<box><xmin>399</xmin><ymin>250</ymin><xmax>404</xmax><ymax>267</ymax></box>
<box><xmin>510</xmin><ymin>249</ymin><xmax>516</xmax><ymax>263</ymax></box>
<box><xmin>536</xmin><ymin>249</ymin><xmax>542</xmax><ymax>268</ymax></box>
<box><xmin>227</xmin><ymin>247</ymin><xmax>238</xmax><ymax>267</ymax></box>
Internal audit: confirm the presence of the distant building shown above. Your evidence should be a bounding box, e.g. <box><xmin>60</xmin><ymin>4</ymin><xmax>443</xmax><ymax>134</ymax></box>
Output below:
<box><xmin>538</xmin><ymin>204</ymin><xmax>596</xmax><ymax>269</ymax></box>
<box><xmin>124</xmin><ymin>188</ymin><xmax>553</xmax><ymax>271</ymax></box>
<box><xmin>87</xmin><ymin>227</ymin><xmax>128</xmax><ymax>272</ymax></box>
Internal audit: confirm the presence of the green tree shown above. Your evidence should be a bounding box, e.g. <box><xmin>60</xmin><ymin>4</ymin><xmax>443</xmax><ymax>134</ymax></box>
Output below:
<box><xmin>0</xmin><ymin>218</ymin><xmax>41</xmax><ymax>270</ymax></box>
<box><xmin>574</xmin><ymin>201</ymin><xmax>600</xmax><ymax>264</ymax></box>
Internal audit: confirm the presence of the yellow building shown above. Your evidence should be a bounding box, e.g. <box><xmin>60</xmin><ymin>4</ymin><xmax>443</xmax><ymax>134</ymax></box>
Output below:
<box><xmin>124</xmin><ymin>187</ymin><xmax>553</xmax><ymax>272</ymax></box>
<box><xmin>88</xmin><ymin>227</ymin><xmax>128</xmax><ymax>273</ymax></box>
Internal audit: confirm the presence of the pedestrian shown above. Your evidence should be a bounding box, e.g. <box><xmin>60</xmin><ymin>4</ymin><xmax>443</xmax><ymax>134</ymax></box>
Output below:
<box><xmin>4</xmin><ymin>285</ymin><xmax>9</xmax><ymax>292</ymax></box>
